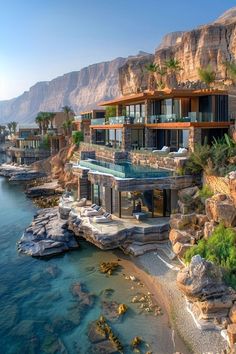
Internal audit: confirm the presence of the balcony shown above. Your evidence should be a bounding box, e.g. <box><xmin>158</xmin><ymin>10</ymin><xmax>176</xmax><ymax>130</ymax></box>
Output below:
<box><xmin>91</xmin><ymin>116</ymin><xmax>145</xmax><ymax>126</ymax></box>
<box><xmin>148</xmin><ymin>112</ymin><xmax>214</xmax><ymax>124</ymax></box>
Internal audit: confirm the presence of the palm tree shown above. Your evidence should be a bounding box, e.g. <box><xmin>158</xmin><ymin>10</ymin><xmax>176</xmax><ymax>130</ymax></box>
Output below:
<box><xmin>7</xmin><ymin>122</ymin><xmax>12</xmax><ymax>135</ymax></box>
<box><xmin>35</xmin><ymin>112</ymin><xmax>45</xmax><ymax>135</ymax></box>
<box><xmin>47</xmin><ymin>112</ymin><xmax>56</xmax><ymax>129</ymax></box>
<box><xmin>61</xmin><ymin>105</ymin><xmax>74</xmax><ymax>121</ymax></box>
<box><xmin>198</xmin><ymin>65</ymin><xmax>216</xmax><ymax>88</ymax></box>
<box><xmin>10</xmin><ymin>121</ymin><xmax>18</xmax><ymax>135</ymax></box>
<box><xmin>164</xmin><ymin>58</ymin><xmax>182</xmax><ymax>88</ymax></box>
<box><xmin>145</xmin><ymin>63</ymin><xmax>158</xmax><ymax>90</ymax></box>
<box><xmin>156</xmin><ymin>65</ymin><xmax>167</xmax><ymax>89</ymax></box>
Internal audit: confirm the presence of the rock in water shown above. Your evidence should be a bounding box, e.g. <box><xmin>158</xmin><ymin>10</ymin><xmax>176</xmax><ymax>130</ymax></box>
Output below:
<box><xmin>17</xmin><ymin>208</ymin><xmax>79</xmax><ymax>257</ymax></box>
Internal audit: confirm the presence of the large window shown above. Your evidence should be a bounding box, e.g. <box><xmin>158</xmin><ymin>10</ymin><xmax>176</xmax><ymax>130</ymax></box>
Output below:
<box><xmin>126</xmin><ymin>103</ymin><xmax>146</xmax><ymax>122</ymax></box>
<box><xmin>154</xmin><ymin>129</ymin><xmax>189</xmax><ymax>150</ymax></box>
<box><xmin>131</xmin><ymin>129</ymin><xmax>145</xmax><ymax>149</ymax></box>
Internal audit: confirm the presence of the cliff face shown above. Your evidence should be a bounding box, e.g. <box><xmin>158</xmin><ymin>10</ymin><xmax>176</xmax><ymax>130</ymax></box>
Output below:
<box><xmin>120</xmin><ymin>7</ymin><xmax>236</xmax><ymax>95</ymax></box>
<box><xmin>0</xmin><ymin>57</ymin><xmax>127</xmax><ymax>123</ymax></box>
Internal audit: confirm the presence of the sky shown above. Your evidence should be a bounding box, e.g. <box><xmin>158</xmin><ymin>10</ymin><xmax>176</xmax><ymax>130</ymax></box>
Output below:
<box><xmin>0</xmin><ymin>0</ymin><xmax>236</xmax><ymax>100</ymax></box>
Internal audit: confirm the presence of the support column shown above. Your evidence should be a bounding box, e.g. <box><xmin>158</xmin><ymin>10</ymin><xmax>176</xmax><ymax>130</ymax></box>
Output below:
<box><xmin>144</xmin><ymin>127</ymin><xmax>154</xmax><ymax>148</ymax></box>
<box><xmin>116</xmin><ymin>104</ymin><xmax>123</xmax><ymax>117</ymax></box>
<box><xmin>90</xmin><ymin>128</ymin><xmax>96</xmax><ymax>144</ymax></box>
<box><xmin>188</xmin><ymin>127</ymin><xmax>201</xmax><ymax>152</ymax></box>
<box><xmin>77</xmin><ymin>170</ymin><xmax>90</xmax><ymax>200</ymax></box>
<box><xmin>122</xmin><ymin>126</ymin><xmax>132</xmax><ymax>150</ymax></box>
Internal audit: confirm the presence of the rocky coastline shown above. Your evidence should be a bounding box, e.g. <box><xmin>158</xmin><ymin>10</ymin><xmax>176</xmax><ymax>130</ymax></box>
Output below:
<box><xmin>17</xmin><ymin>208</ymin><xmax>79</xmax><ymax>257</ymax></box>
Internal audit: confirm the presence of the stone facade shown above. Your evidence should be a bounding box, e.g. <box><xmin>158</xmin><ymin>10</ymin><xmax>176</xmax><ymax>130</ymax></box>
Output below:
<box><xmin>188</xmin><ymin>127</ymin><xmax>202</xmax><ymax>152</ymax></box>
<box><xmin>79</xmin><ymin>142</ymin><xmax>128</xmax><ymax>163</ymax></box>
<box><xmin>130</xmin><ymin>150</ymin><xmax>187</xmax><ymax>171</ymax></box>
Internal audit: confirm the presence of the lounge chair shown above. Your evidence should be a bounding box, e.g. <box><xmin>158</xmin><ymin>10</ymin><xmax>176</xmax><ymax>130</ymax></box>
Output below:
<box><xmin>152</xmin><ymin>146</ymin><xmax>170</xmax><ymax>154</ymax></box>
<box><xmin>76</xmin><ymin>197</ymin><xmax>87</xmax><ymax>207</ymax></box>
<box><xmin>84</xmin><ymin>206</ymin><xmax>104</xmax><ymax>217</ymax></box>
<box><xmin>93</xmin><ymin>212</ymin><xmax>112</xmax><ymax>223</ymax></box>
<box><xmin>169</xmin><ymin>148</ymin><xmax>188</xmax><ymax>157</ymax></box>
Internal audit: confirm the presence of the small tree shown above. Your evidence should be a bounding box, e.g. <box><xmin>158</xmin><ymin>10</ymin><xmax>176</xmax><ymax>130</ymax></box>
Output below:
<box><xmin>7</xmin><ymin>122</ymin><xmax>12</xmax><ymax>135</ymax></box>
<box><xmin>72</xmin><ymin>131</ymin><xmax>84</xmax><ymax>146</ymax></box>
<box><xmin>105</xmin><ymin>106</ymin><xmax>117</xmax><ymax>122</ymax></box>
<box><xmin>198</xmin><ymin>65</ymin><xmax>216</xmax><ymax>87</ymax></box>
<box><xmin>10</xmin><ymin>121</ymin><xmax>18</xmax><ymax>135</ymax></box>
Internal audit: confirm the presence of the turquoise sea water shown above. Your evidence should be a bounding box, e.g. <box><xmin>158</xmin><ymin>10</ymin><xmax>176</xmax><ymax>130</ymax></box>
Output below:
<box><xmin>0</xmin><ymin>174</ymin><xmax>184</xmax><ymax>354</ymax></box>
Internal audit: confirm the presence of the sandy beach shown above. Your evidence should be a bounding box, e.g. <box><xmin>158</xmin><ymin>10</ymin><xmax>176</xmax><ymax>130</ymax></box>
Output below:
<box><xmin>130</xmin><ymin>249</ymin><xmax>228</xmax><ymax>354</ymax></box>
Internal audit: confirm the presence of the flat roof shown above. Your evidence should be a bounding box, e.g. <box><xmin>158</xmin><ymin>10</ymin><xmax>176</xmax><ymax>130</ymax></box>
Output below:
<box><xmin>80</xmin><ymin>109</ymin><xmax>105</xmax><ymax>115</ymax></box>
<box><xmin>99</xmin><ymin>88</ymin><xmax>228</xmax><ymax>106</ymax></box>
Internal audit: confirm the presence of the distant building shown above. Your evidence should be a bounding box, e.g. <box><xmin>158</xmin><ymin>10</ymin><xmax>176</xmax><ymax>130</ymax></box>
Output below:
<box><xmin>73</xmin><ymin>109</ymin><xmax>105</xmax><ymax>143</ymax></box>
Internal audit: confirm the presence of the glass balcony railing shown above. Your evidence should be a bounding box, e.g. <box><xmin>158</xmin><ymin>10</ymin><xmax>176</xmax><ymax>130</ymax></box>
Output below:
<box><xmin>109</xmin><ymin>116</ymin><xmax>145</xmax><ymax>124</ymax></box>
<box><xmin>91</xmin><ymin>116</ymin><xmax>145</xmax><ymax>125</ymax></box>
<box><xmin>90</xmin><ymin>118</ymin><xmax>105</xmax><ymax>125</ymax></box>
<box><xmin>148</xmin><ymin>112</ymin><xmax>214</xmax><ymax>123</ymax></box>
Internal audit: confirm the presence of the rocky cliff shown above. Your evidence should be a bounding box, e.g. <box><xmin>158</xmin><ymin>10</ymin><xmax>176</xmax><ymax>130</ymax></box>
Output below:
<box><xmin>119</xmin><ymin>7</ymin><xmax>236</xmax><ymax>95</ymax></box>
<box><xmin>0</xmin><ymin>57</ymin><xmax>127</xmax><ymax>123</ymax></box>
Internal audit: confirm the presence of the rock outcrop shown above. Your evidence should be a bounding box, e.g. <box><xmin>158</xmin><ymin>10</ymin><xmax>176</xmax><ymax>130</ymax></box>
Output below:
<box><xmin>177</xmin><ymin>255</ymin><xmax>236</xmax><ymax>324</ymax></box>
<box><xmin>205</xmin><ymin>194</ymin><xmax>236</xmax><ymax>227</ymax></box>
<box><xmin>0</xmin><ymin>164</ymin><xmax>46</xmax><ymax>181</ymax></box>
<box><xmin>18</xmin><ymin>208</ymin><xmax>79</xmax><ymax>257</ymax></box>
<box><xmin>119</xmin><ymin>7</ymin><xmax>236</xmax><ymax>94</ymax></box>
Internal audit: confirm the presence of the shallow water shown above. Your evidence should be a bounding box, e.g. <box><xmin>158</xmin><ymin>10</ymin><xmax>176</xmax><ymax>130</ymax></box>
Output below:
<box><xmin>0</xmin><ymin>176</ymin><xmax>180</xmax><ymax>354</ymax></box>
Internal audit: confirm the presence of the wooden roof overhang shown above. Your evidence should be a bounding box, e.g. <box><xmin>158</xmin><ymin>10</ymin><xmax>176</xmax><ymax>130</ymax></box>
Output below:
<box><xmin>146</xmin><ymin>121</ymin><xmax>233</xmax><ymax>129</ymax></box>
<box><xmin>90</xmin><ymin>124</ymin><xmax>145</xmax><ymax>130</ymax></box>
<box><xmin>99</xmin><ymin>89</ymin><xmax>229</xmax><ymax>107</ymax></box>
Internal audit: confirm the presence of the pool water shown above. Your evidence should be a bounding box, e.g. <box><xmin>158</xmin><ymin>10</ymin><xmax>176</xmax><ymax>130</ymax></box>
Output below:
<box><xmin>79</xmin><ymin>159</ymin><xmax>172</xmax><ymax>178</ymax></box>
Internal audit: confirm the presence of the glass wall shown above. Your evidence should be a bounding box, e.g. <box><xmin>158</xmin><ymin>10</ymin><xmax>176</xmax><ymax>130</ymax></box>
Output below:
<box><xmin>131</xmin><ymin>129</ymin><xmax>145</xmax><ymax>149</ymax></box>
<box><xmin>154</xmin><ymin>129</ymin><xmax>189</xmax><ymax>150</ymax></box>
<box><xmin>91</xmin><ymin>185</ymin><xmax>172</xmax><ymax>218</ymax></box>
<box><xmin>126</xmin><ymin>103</ymin><xmax>146</xmax><ymax>122</ymax></box>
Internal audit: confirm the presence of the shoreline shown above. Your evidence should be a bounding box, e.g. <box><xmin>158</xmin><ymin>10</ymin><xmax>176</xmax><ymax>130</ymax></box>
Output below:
<box><xmin>114</xmin><ymin>251</ymin><xmax>191</xmax><ymax>353</ymax></box>
<box><xmin>0</xmin><ymin>164</ymin><xmax>228</xmax><ymax>353</ymax></box>
<box><xmin>133</xmin><ymin>249</ymin><xmax>227</xmax><ymax>354</ymax></box>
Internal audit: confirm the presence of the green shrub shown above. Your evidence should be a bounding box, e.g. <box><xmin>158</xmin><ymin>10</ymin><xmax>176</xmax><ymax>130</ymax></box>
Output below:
<box><xmin>184</xmin><ymin>224</ymin><xmax>236</xmax><ymax>288</ymax></box>
<box><xmin>198</xmin><ymin>185</ymin><xmax>213</xmax><ymax>200</ymax></box>
<box><xmin>72</xmin><ymin>131</ymin><xmax>84</xmax><ymax>146</ymax></box>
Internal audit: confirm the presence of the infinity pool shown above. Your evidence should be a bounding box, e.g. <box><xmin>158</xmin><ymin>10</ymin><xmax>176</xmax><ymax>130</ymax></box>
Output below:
<box><xmin>79</xmin><ymin>159</ymin><xmax>172</xmax><ymax>178</ymax></box>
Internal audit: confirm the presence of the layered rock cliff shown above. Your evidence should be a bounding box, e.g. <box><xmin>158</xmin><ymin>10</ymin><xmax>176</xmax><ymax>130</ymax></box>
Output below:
<box><xmin>119</xmin><ymin>7</ymin><xmax>236</xmax><ymax>95</ymax></box>
<box><xmin>0</xmin><ymin>57</ymin><xmax>127</xmax><ymax>123</ymax></box>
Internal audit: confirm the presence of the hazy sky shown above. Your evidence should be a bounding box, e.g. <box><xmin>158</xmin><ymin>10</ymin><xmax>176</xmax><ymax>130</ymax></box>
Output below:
<box><xmin>1</xmin><ymin>0</ymin><xmax>235</xmax><ymax>100</ymax></box>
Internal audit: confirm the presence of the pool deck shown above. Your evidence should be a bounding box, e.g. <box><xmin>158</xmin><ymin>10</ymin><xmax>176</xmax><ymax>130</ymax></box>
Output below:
<box><xmin>68</xmin><ymin>204</ymin><xmax>171</xmax><ymax>255</ymax></box>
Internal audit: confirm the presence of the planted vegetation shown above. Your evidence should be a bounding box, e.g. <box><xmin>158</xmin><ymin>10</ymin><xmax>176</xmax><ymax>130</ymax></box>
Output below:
<box><xmin>184</xmin><ymin>224</ymin><xmax>236</xmax><ymax>288</ymax></box>
<box><xmin>186</xmin><ymin>134</ymin><xmax>236</xmax><ymax>176</ymax></box>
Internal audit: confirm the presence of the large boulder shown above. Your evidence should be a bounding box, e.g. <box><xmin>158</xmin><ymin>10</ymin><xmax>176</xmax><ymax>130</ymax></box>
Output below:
<box><xmin>177</xmin><ymin>255</ymin><xmax>232</xmax><ymax>301</ymax></box>
<box><xmin>169</xmin><ymin>229</ymin><xmax>192</xmax><ymax>245</ymax></box>
<box><xmin>18</xmin><ymin>208</ymin><xmax>79</xmax><ymax>257</ymax></box>
<box><xmin>205</xmin><ymin>194</ymin><xmax>236</xmax><ymax>227</ymax></box>
<box><xmin>204</xmin><ymin>220</ymin><xmax>217</xmax><ymax>239</ymax></box>
<box><xmin>170</xmin><ymin>213</ymin><xmax>197</xmax><ymax>229</ymax></box>
<box><xmin>172</xmin><ymin>242</ymin><xmax>193</xmax><ymax>257</ymax></box>
<box><xmin>177</xmin><ymin>186</ymin><xmax>202</xmax><ymax>214</ymax></box>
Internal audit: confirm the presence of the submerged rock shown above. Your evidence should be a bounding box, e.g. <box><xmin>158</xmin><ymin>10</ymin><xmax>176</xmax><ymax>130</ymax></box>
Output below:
<box><xmin>17</xmin><ymin>208</ymin><xmax>79</xmax><ymax>257</ymax></box>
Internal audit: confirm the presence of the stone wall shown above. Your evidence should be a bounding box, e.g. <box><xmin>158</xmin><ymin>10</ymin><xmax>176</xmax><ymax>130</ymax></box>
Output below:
<box><xmin>130</xmin><ymin>150</ymin><xmax>187</xmax><ymax>171</ymax></box>
<box><xmin>188</xmin><ymin>127</ymin><xmax>201</xmax><ymax>153</ymax></box>
<box><xmin>79</xmin><ymin>142</ymin><xmax>128</xmax><ymax>163</ymax></box>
